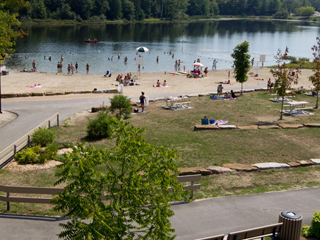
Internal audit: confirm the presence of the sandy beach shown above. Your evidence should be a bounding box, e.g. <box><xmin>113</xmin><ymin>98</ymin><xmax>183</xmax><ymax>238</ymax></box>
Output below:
<box><xmin>1</xmin><ymin>67</ymin><xmax>316</xmax><ymax>98</ymax></box>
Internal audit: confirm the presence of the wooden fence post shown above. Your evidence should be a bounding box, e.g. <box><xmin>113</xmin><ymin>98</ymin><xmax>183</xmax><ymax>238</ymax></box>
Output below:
<box><xmin>48</xmin><ymin>120</ymin><xmax>51</xmax><ymax>128</ymax></box>
<box><xmin>190</xmin><ymin>181</ymin><xmax>194</xmax><ymax>199</ymax></box>
<box><xmin>7</xmin><ymin>192</ymin><xmax>10</xmax><ymax>211</ymax></box>
<box><xmin>57</xmin><ymin>114</ymin><xmax>59</xmax><ymax>126</ymax></box>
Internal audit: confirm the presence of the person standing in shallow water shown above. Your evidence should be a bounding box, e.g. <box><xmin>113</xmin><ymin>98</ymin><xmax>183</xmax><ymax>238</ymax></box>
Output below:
<box><xmin>86</xmin><ymin>63</ymin><xmax>89</xmax><ymax>74</ymax></box>
<box><xmin>75</xmin><ymin>62</ymin><xmax>78</xmax><ymax>72</ymax></box>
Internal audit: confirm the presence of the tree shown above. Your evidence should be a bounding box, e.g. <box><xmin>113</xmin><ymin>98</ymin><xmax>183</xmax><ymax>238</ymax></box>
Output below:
<box><xmin>309</xmin><ymin>37</ymin><xmax>320</xmax><ymax>109</ymax></box>
<box><xmin>0</xmin><ymin>0</ymin><xmax>28</xmax><ymax>62</ymax></box>
<box><xmin>271</xmin><ymin>47</ymin><xmax>301</xmax><ymax>120</ymax></box>
<box><xmin>295</xmin><ymin>6</ymin><xmax>315</xmax><ymax>16</ymax></box>
<box><xmin>52</xmin><ymin>120</ymin><xmax>184</xmax><ymax>239</ymax></box>
<box><xmin>231</xmin><ymin>41</ymin><xmax>251</xmax><ymax>95</ymax></box>
<box><xmin>109</xmin><ymin>94</ymin><xmax>132</xmax><ymax>119</ymax></box>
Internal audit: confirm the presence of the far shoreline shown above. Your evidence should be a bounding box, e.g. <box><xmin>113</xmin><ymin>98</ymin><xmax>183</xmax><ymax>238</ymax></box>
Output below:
<box><xmin>20</xmin><ymin>16</ymin><xmax>320</xmax><ymax>27</ymax></box>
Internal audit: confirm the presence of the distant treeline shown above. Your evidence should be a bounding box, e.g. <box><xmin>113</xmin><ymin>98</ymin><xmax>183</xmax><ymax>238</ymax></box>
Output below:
<box><xmin>17</xmin><ymin>0</ymin><xmax>320</xmax><ymax>21</ymax></box>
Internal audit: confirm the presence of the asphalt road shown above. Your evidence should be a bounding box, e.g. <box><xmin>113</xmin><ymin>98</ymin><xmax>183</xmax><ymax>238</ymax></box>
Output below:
<box><xmin>0</xmin><ymin>187</ymin><xmax>318</xmax><ymax>240</ymax></box>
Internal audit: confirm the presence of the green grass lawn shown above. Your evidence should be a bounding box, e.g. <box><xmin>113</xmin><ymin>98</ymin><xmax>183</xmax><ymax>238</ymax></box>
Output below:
<box><xmin>1</xmin><ymin>91</ymin><xmax>320</xmax><ymax>214</ymax></box>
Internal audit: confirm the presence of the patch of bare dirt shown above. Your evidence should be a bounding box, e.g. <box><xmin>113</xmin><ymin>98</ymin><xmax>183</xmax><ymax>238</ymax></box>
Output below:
<box><xmin>4</xmin><ymin>160</ymin><xmax>63</xmax><ymax>171</ymax></box>
<box><xmin>65</xmin><ymin>110</ymin><xmax>97</xmax><ymax>126</ymax></box>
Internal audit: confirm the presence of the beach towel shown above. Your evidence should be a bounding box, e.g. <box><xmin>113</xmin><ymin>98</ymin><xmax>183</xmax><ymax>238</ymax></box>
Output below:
<box><xmin>215</xmin><ymin>120</ymin><xmax>229</xmax><ymax>125</ymax></box>
<box><xmin>28</xmin><ymin>84</ymin><xmax>42</xmax><ymax>88</ymax></box>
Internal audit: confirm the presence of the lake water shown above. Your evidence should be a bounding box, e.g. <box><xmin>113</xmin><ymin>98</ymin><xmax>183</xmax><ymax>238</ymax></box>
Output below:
<box><xmin>4</xmin><ymin>20</ymin><xmax>320</xmax><ymax>74</ymax></box>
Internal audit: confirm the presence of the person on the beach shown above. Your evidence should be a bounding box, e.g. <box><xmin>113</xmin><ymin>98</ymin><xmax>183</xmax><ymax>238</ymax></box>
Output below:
<box><xmin>140</xmin><ymin>92</ymin><xmax>146</xmax><ymax>112</ymax></box>
<box><xmin>204</xmin><ymin>67</ymin><xmax>208</xmax><ymax>77</ymax></box>
<box><xmin>86</xmin><ymin>63</ymin><xmax>89</xmax><ymax>74</ymax></box>
<box><xmin>156</xmin><ymin>56</ymin><xmax>159</xmax><ymax>62</ymax></box>
<box><xmin>71</xmin><ymin>63</ymin><xmax>75</xmax><ymax>74</ymax></box>
<box><xmin>75</xmin><ymin>62</ymin><xmax>78</xmax><ymax>72</ymax></box>
<box><xmin>22</xmin><ymin>68</ymin><xmax>27</xmax><ymax>72</ymax></box>
<box><xmin>156</xmin><ymin>80</ymin><xmax>161</xmax><ymax>87</ymax></box>
<box><xmin>32</xmin><ymin>60</ymin><xmax>36</xmax><ymax>71</ymax></box>
<box><xmin>251</xmin><ymin>58</ymin><xmax>254</xmax><ymax>66</ymax></box>
<box><xmin>67</xmin><ymin>64</ymin><xmax>71</xmax><ymax>75</ymax></box>
<box><xmin>61</xmin><ymin>55</ymin><xmax>64</xmax><ymax>62</ymax></box>
<box><xmin>162</xmin><ymin>80</ymin><xmax>167</xmax><ymax>86</ymax></box>
<box><xmin>224</xmin><ymin>92</ymin><xmax>229</xmax><ymax>99</ymax></box>
<box><xmin>267</xmin><ymin>78</ymin><xmax>271</xmax><ymax>92</ymax></box>
<box><xmin>124</xmin><ymin>56</ymin><xmax>128</xmax><ymax>64</ymax></box>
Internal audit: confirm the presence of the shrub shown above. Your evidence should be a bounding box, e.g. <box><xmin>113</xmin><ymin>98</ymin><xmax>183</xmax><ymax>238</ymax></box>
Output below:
<box><xmin>109</xmin><ymin>95</ymin><xmax>132</xmax><ymax>119</ymax></box>
<box><xmin>45</xmin><ymin>143</ymin><xmax>59</xmax><ymax>160</ymax></box>
<box><xmin>87</xmin><ymin>111</ymin><xmax>116</xmax><ymax>139</ymax></box>
<box><xmin>32</xmin><ymin>145</ymin><xmax>42</xmax><ymax>154</ymax></box>
<box><xmin>32</xmin><ymin>128</ymin><xmax>56</xmax><ymax>147</ymax></box>
<box><xmin>15</xmin><ymin>148</ymin><xmax>38</xmax><ymax>164</ymax></box>
<box><xmin>302</xmin><ymin>211</ymin><xmax>320</xmax><ymax>238</ymax></box>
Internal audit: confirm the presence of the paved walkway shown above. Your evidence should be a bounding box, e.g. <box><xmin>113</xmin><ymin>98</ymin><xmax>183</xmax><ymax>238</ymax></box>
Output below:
<box><xmin>0</xmin><ymin>187</ymin><xmax>318</xmax><ymax>240</ymax></box>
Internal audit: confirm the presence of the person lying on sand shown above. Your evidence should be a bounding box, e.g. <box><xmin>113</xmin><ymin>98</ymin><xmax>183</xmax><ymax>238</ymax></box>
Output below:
<box><xmin>216</xmin><ymin>80</ymin><xmax>232</xmax><ymax>85</ymax></box>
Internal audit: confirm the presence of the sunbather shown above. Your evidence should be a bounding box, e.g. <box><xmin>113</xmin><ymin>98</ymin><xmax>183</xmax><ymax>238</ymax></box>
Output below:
<box><xmin>162</xmin><ymin>80</ymin><xmax>167</xmax><ymax>86</ymax></box>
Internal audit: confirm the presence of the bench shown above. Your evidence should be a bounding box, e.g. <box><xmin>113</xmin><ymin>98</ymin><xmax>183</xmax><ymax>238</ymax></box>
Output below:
<box><xmin>227</xmin><ymin>222</ymin><xmax>283</xmax><ymax>240</ymax></box>
<box><xmin>195</xmin><ymin>234</ymin><xmax>225</xmax><ymax>240</ymax></box>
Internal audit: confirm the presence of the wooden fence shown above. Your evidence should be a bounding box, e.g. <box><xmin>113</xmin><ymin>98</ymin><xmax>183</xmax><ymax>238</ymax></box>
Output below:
<box><xmin>0</xmin><ymin>113</ymin><xmax>59</xmax><ymax>169</ymax></box>
<box><xmin>0</xmin><ymin>174</ymin><xmax>201</xmax><ymax>211</ymax></box>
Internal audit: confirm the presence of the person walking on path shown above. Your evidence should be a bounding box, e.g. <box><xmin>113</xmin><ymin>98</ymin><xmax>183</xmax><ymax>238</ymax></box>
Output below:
<box><xmin>140</xmin><ymin>92</ymin><xmax>146</xmax><ymax>112</ymax></box>
<box><xmin>86</xmin><ymin>63</ymin><xmax>89</xmax><ymax>74</ymax></box>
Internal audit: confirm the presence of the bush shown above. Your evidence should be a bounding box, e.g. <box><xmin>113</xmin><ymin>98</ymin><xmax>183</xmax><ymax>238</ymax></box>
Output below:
<box><xmin>302</xmin><ymin>211</ymin><xmax>320</xmax><ymax>238</ymax></box>
<box><xmin>32</xmin><ymin>128</ymin><xmax>56</xmax><ymax>147</ymax></box>
<box><xmin>87</xmin><ymin>111</ymin><xmax>116</xmax><ymax>139</ymax></box>
<box><xmin>15</xmin><ymin>148</ymin><xmax>38</xmax><ymax>164</ymax></box>
<box><xmin>109</xmin><ymin>95</ymin><xmax>132</xmax><ymax>119</ymax></box>
<box><xmin>45</xmin><ymin>143</ymin><xmax>59</xmax><ymax>160</ymax></box>
<box><xmin>32</xmin><ymin>145</ymin><xmax>42</xmax><ymax>154</ymax></box>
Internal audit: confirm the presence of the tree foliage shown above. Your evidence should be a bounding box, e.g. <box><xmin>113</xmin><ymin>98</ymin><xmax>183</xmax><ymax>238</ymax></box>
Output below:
<box><xmin>109</xmin><ymin>94</ymin><xmax>132</xmax><ymax>119</ymax></box>
<box><xmin>309</xmin><ymin>37</ymin><xmax>320</xmax><ymax>109</ymax></box>
<box><xmin>231</xmin><ymin>40</ymin><xmax>251</xmax><ymax>95</ymax></box>
<box><xmin>0</xmin><ymin>0</ymin><xmax>28</xmax><ymax>62</ymax></box>
<box><xmin>12</xmin><ymin>0</ymin><xmax>320</xmax><ymax>21</ymax></box>
<box><xmin>270</xmin><ymin>47</ymin><xmax>301</xmax><ymax>120</ymax></box>
<box><xmin>52</xmin><ymin>120</ymin><xmax>184</xmax><ymax>239</ymax></box>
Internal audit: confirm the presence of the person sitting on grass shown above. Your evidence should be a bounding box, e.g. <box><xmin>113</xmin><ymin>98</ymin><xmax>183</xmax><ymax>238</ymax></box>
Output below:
<box><xmin>231</xmin><ymin>90</ymin><xmax>236</xmax><ymax>99</ymax></box>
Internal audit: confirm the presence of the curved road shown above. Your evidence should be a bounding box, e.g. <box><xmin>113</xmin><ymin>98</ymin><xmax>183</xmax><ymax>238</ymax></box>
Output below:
<box><xmin>1</xmin><ymin>83</ymin><xmax>319</xmax><ymax>239</ymax></box>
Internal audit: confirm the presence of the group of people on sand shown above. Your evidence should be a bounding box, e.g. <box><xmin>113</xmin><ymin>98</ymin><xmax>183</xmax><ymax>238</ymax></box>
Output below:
<box><xmin>155</xmin><ymin>79</ymin><xmax>167</xmax><ymax>87</ymax></box>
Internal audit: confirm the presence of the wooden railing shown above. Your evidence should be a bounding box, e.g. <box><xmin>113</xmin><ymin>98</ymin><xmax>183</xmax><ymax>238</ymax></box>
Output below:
<box><xmin>0</xmin><ymin>113</ymin><xmax>59</xmax><ymax>169</ymax></box>
<box><xmin>0</xmin><ymin>174</ymin><xmax>201</xmax><ymax>211</ymax></box>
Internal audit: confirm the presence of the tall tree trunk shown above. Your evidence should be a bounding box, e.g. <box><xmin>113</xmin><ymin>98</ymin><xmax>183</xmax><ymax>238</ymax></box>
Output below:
<box><xmin>241</xmin><ymin>83</ymin><xmax>243</xmax><ymax>95</ymax></box>
<box><xmin>316</xmin><ymin>91</ymin><xmax>319</xmax><ymax>109</ymax></box>
<box><xmin>280</xmin><ymin>97</ymin><xmax>284</xmax><ymax>120</ymax></box>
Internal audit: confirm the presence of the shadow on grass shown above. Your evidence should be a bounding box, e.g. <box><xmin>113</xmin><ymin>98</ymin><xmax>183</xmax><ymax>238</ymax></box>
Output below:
<box><xmin>0</xmin><ymin>212</ymin><xmax>67</xmax><ymax>221</ymax></box>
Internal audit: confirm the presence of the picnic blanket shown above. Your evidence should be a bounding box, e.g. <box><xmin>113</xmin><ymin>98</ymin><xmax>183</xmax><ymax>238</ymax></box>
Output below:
<box><xmin>28</xmin><ymin>84</ymin><xmax>42</xmax><ymax>88</ymax></box>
